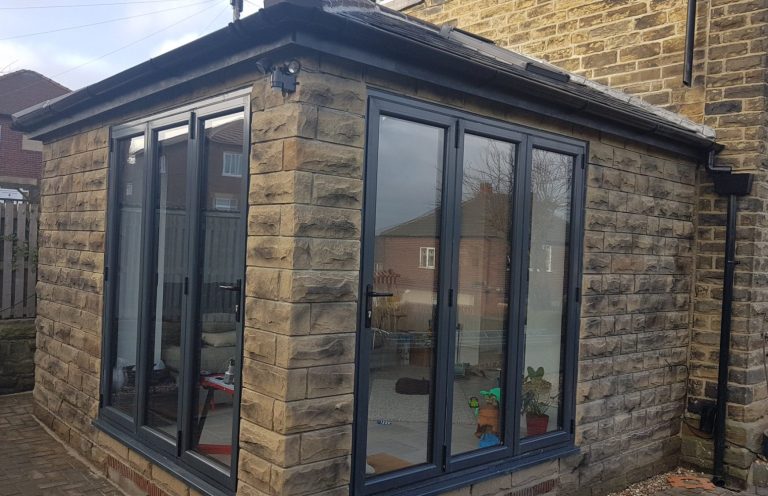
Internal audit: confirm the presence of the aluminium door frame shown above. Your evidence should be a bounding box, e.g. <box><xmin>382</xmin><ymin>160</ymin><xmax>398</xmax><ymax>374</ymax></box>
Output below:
<box><xmin>353</xmin><ymin>89</ymin><xmax>586</xmax><ymax>495</ymax></box>
<box><xmin>99</xmin><ymin>88</ymin><xmax>251</xmax><ymax>495</ymax></box>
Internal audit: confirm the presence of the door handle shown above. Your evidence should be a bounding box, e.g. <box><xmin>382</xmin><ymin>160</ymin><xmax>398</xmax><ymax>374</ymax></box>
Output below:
<box><xmin>368</xmin><ymin>290</ymin><xmax>394</xmax><ymax>298</ymax></box>
<box><xmin>218</xmin><ymin>280</ymin><xmax>242</xmax><ymax>322</ymax></box>
<box><xmin>365</xmin><ymin>284</ymin><xmax>393</xmax><ymax>328</ymax></box>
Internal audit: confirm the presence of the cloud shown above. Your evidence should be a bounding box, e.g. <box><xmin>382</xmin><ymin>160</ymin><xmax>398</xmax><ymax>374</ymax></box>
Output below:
<box><xmin>0</xmin><ymin>0</ymin><xmax>267</xmax><ymax>90</ymax></box>
<box><xmin>151</xmin><ymin>32</ymin><xmax>202</xmax><ymax>57</ymax></box>
<box><xmin>0</xmin><ymin>41</ymin><xmax>41</xmax><ymax>74</ymax></box>
<box><xmin>242</xmin><ymin>1</ymin><xmax>264</xmax><ymax>16</ymax></box>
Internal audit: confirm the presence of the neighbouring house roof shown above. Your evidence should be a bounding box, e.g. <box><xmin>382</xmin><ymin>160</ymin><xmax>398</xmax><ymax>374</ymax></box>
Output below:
<box><xmin>12</xmin><ymin>0</ymin><xmax>718</xmax><ymax>159</ymax></box>
<box><xmin>380</xmin><ymin>192</ymin><xmax>510</xmax><ymax>238</ymax></box>
<box><xmin>0</xmin><ymin>70</ymin><xmax>69</xmax><ymax>117</ymax></box>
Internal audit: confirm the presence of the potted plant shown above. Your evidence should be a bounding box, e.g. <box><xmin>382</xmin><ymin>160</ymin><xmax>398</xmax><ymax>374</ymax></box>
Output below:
<box><xmin>474</xmin><ymin>388</ymin><xmax>501</xmax><ymax>438</ymax></box>
<box><xmin>522</xmin><ymin>389</ymin><xmax>552</xmax><ymax>436</ymax></box>
<box><xmin>522</xmin><ymin>366</ymin><xmax>551</xmax><ymax>399</ymax></box>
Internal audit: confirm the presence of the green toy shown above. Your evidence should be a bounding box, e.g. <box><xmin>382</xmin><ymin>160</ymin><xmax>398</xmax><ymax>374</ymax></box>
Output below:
<box><xmin>480</xmin><ymin>388</ymin><xmax>501</xmax><ymax>405</ymax></box>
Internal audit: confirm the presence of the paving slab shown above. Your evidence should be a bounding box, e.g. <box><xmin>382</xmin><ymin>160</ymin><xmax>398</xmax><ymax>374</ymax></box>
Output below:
<box><xmin>0</xmin><ymin>392</ymin><xmax>124</xmax><ymax>496</ymax></box>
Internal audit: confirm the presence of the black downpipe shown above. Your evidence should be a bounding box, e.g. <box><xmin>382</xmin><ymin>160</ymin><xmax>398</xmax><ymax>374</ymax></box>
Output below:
<box><xmin>683</xmin><ymin>0</ymin><xmax>697</xmax><ymax>86</ymax></box>
<box><xmin>713</xmin><ymin>194</ymin><xmax>737</xmax><ymax>486</ymax></box>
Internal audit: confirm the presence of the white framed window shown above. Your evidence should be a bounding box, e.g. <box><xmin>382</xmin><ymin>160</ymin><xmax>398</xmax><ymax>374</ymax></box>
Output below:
<box><xmin>222</xmin><ymin>151</ymin><xmax>244</xmax><ymax>177</ymax></box>
<box><xmin>213</xmin><ymin>194</ymin><xmax>238</xmax><ymax>211</ymax></box>
<box><xmin>419</xmin><ymin>246</ymin><xmax>436</xmax><ymax>269</ymax></box>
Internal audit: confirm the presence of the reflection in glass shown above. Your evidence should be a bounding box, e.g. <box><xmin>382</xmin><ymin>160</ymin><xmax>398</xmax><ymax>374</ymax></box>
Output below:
<box><xmin>521</xmin><ymin>149</ymin><xmax>572</xmax><ymax>438</ymax></box>
<box><xmin>366</xmin><ymin>115</ymin><xmax>444</xmax><ymax>477</ymax></box>
<box><xmin>191</xmin><ymin>112</ymin><xmax>245</xmax><ymax>470</ymax></box>
<box><xmin>109</xmin><ymin>135</ymin><xmax>146</xmax><ymax>416</ymax></box>
<box><xmin>146</xmin><ymin>126</ymin><xmax>188</xmax><ymax>439</ymax></box>
<box><xmin>451</xmin><ymin>135</ymin><xmax>515</xmax><ymax>454</ymax></box>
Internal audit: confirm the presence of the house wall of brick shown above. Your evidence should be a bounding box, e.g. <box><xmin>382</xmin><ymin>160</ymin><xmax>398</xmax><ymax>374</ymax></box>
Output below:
<box><xmin>0</xmin><ymin>114</ymin><xmax>44</xmax><ymax>185</ymax></box>
<box><xmin>402</xmin><ymin>0</ymin><xmax>768</xmax><ymax>487</ymax></box>
<box><xmin>33</xmin><ymin>47</ymin><xmax>701</xmax><ymax>496</ymax></box>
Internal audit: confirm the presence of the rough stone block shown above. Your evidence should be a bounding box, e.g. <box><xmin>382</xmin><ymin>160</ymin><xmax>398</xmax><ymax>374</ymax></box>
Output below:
<box><xmin>273</xmin><ymin>395</ymin><xmax>354</xmax><ymax>434</ymax></box>
<box><xmin>317</xmin><ymin>108</ymin><xmax>365</xmax><ymax>147</ymax></box>
<box><xmin>241</xmin><ymin>419</ymin><xmax>301</xmax><ymax>467</ymax></box>
<box><xmin>283</xmin><ymin>138</ymin><xmax>363</xmax><ymax>178</ymax></box>
<box><xmin>245</xmin><ymin>298</ymin><xmax>310</xmax><ymax>335</ymax></box>
<box><xmin>251</xmin><ymin>103</ymin><xmax>317</xmax><ymax>142</ymax></box>
<box><xmin>280</xmin><ymin>204</ymin><xmax>360</xmax><ymax>240</ymax></box>
<box><xmin>275</xmin><ymin>333</ymin><xmax>355</xmax><ymax>368</ymax></box>
<box><xmin>310</xmin><ymin>302</ymin><xmax>358</xmax><ymax>334</ymax></box>
<box><xmin>312</xmin><ymin>175</ymin><xmax>362</xmax><ymax>209</ymax></box>
<box><xmin>307</xmin><ymin>363</ymin><xmax>355</xmax><ymax>398</ymax></box>
<box><xmin>279</xmin><ymin>270</ymin><xmax>358</xmax><ymax>303</ymax></box>
<box><xmin>300</xmin><ymin>425</ymin><xmax>352</xmax><ymax>463</ymax></box>
<box><xmin>249</xmin><ymin>171</ymin><xmax>313</xmax><ymax>205</ymax></box>
<box><xmin>242</xmin><ymin>358</ymin><xmax>308</xmax><ymax>401</ymax></box>
<box><xmin>270</xmin><ymin>456</ymin><xmax>350</xmax><ymax>496</ymax></box>
<box><xmin>290</xmin><ymin>72</ymin><xmax>366</xmax><ymax>115</ymax></box>
<box><xmin>250</xmin><ymin>140</ymin><xmax>284</xmax><ymax>174</ymax></box>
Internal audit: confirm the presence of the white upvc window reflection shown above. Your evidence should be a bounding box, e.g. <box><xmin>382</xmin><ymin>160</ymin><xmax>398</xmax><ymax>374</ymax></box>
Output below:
<box><xmin>222</xmin><ymin>151</ymin><xmax>243</xmax><ymax>177</ymax></box>
<box><xmin>419</xmin><ymin>246</ymin><xmax>436</xmax><ymax>269</ymax></box>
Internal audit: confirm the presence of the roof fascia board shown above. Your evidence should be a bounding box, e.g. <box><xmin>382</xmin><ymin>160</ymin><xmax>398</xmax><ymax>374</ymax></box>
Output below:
<box><xmin>20</xmin><ymin>34</ymin><xmax>294</xmax><ymax>141</ymax></box>
<box><xmin>16</xmin><ymin>2</ymin><xmax>715</xmax><ymax>159</ymax></box>
<box><xmin>291</xmin><ymin>25</ymin><xmax>712</xmax><ymax>160</ymax></box>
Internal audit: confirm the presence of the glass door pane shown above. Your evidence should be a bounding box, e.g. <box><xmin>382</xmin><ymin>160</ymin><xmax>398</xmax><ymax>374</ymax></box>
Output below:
<box><xmin>146</xmin><ymin>125</ymin><xmax>188</xmax><ymax>440</ymax></box>
<box><xmin>451</xmin><ymin>134</ymin><xmax>515</xmax><ymax>455</ymax></box>
<box><xmin>365</xmin><ymin>115</ymin><xmax>444</xmax><ymax>477</ymax></box>
<box><xmin>109</xmin><ymin>135</ymin><xmax>146</xmax><ymax>416</ymax></box>
<box><xmin>191</xmin><ymin>112</ymin><xmax>245</xmax><ymax>470</ymax></box>
<box><xmin>521</xmin><ymin>148</ymin><xmax>573</xmax><ymax>438</ymax></box>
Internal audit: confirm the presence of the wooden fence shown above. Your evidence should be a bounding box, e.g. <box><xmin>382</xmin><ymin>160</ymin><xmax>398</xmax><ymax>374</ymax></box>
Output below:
<box><xmin>0</xmin><ymin>201</ymin><xmax>38</xmax><ymax>319</ymax></box>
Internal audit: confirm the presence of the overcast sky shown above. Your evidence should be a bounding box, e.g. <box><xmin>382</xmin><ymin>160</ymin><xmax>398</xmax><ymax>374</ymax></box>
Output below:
<box><xmin>0</xmin><ymin>0</ymin><xmax>263</xmax><ymax>91</ymax></box>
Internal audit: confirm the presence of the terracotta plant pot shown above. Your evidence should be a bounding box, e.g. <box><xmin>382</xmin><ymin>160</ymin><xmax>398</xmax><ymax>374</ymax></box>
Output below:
<box><xmin>475</xmin><ymin>405</ymin><xmax>500</xmax><ymax>437</ymax></box>
<box><xmin>526</xmin><ymin>413</ymin><xmax>549</xmax><ymax>436</ymax></box>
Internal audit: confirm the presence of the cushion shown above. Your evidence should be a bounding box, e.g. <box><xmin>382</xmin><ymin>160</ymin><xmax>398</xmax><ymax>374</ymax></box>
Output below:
<box><xmin>202</xmin><ymin>331</ymin><xmax>237</xmax><ymax>348</ymax></box>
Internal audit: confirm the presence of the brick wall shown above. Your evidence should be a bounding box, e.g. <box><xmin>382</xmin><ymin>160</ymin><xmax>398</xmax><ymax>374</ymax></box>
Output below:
<box><xmin>0</xmin><ymin>115</ymin><xmax>44</xmax><ymax>183</ymax></box>
<box><xmin>403</xmin><ymin>0</ymin><xmax>707</xmax><ymax>119</ymax></box>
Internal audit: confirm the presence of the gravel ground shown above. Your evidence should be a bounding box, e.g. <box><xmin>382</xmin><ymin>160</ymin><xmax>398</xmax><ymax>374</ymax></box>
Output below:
<box><xmin>606</xmin><ymin>467</ymin><xmax>727</xmax><ymax>496</ymax></box>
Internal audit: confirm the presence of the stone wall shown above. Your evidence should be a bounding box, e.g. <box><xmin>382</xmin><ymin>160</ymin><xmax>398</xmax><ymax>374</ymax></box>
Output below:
<box><xmin>34</xmin><ymin>125</ymin><xmax>108</xmax><ymax>467</ymax></box>
<box><xmin>31</xmin><ymin>49</ymin><xmax>702</xmax><ymax>496</ymax></box>
<box><xmin>364</xmin><ymin>67</ymin><xmax>700</xmax><ymax>496</ymax></box>
<box><xmin>403</xmin><ymin>0</ymin><xmax>768</xmax><ymax>487</ymax></box>
<box><xmin>237</xmin><ymin>57</ymin><xmax>364</xmax><ymax>495</ymax></box>
<box><xmin>0</xmin><ymin>318</ymin><xmax>36</xmax><ymax>394</ymax></box>
<box><xmin>31</xmin><ymin>112</ymin><xmax>226</xmax><ymax>496</ymax></box>
<box><xmin>236</xmin><ymin>53</ymin><xmax>700</xmax><ymax>495</ymax></box>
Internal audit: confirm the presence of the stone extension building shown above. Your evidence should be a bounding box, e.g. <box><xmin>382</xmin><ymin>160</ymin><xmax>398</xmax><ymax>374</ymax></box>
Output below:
<box><xmin>9</xmin><ymin>0</ymin><xmax>766</xmax><ymax>495</ymax></box>
<box><xmin>397</xmin><ymin>0</ymin><xmax>768</xmax><ymax>490</ymax></box>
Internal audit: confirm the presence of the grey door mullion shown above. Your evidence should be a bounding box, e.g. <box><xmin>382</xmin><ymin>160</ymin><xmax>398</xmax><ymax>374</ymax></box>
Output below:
<box><xmin>180</xmin><ymin>111</ymin><xmax>202</xmax><ymax>458</ymax></box>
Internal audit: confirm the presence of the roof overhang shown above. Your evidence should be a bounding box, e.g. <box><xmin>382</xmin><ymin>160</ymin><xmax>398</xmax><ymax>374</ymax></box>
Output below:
<box><xmin>13</xmin><ymin>0</ymin><xmax>719</xmax><ymax>162</ymax></box>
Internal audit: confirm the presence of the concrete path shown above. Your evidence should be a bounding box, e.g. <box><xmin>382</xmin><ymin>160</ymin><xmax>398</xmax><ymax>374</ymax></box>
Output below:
<box><xmin>0</xmin><ymin>392</ymin><xmax>124</xmax><ymax>496</ymax></box>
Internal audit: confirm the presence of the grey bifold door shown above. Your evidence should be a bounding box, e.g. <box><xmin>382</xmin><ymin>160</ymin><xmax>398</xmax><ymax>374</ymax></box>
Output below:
<box><xmin>104</xmin><ymin>96</ymin><xmax>248</xmax><ymax>491</ymax></box>
<box><xmin>353</xmin><ymin>93</ymin><xmax>583</xmax><ymax>495</ymax></box>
